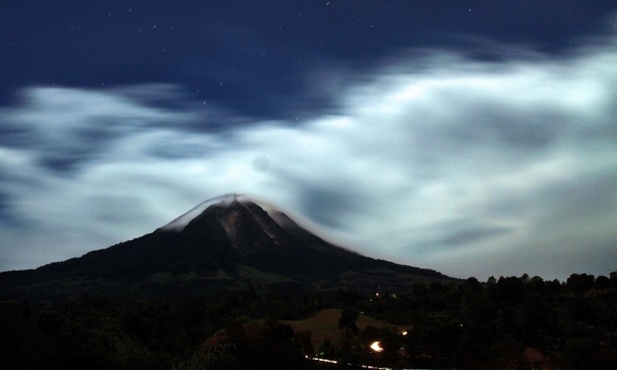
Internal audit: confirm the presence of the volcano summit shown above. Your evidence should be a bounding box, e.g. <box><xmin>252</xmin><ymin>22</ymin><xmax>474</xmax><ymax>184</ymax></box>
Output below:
<box><xmin>0</xmin><ymin>194</ymin><xmax>452</xmax><ymax>301</ymax></box>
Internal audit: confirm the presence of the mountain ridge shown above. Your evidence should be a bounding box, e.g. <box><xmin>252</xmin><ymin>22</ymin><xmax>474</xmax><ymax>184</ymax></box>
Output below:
<box><xmin>0</xmin><ymin>194</ymin><xmax>454</xmax><ymax>301</ymax></box>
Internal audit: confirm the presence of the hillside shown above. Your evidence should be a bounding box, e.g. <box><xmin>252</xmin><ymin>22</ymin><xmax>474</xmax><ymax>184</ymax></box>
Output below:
<box><xmin>0</xmin><ymin>195</ymin><xmax>452</xmax><ymax>301</ymax></box>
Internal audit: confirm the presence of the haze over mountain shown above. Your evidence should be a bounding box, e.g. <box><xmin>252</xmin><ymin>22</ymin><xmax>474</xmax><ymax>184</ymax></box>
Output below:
<box><xmin>0</xmin><ymin>194</ymin><xmax>451</xmax><ymax>301</ymax></box>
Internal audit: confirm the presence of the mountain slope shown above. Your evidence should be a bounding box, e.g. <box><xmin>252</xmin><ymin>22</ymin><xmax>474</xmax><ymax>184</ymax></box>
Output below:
<box><xmin>0</xmin><ymin>194</ymin><xmax>452</xmax><ymax>301</ymax></box>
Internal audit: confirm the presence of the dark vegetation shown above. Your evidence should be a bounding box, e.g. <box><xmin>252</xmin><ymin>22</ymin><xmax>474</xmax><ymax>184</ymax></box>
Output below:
<box><xmin>1</xmin><ymin>272</ymin><xmax>616</xmax><ymax>369</ymax></box>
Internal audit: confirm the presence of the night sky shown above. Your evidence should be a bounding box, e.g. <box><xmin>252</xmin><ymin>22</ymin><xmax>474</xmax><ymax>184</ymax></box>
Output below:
<box><xmin>1</xmin><ymin>1</ymin><xmax>616</xmax><ymax>280</ymax></box>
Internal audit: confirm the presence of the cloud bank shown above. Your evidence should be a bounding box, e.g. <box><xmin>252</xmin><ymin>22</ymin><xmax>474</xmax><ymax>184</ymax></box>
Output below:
<box><xmin>1</xmin><ymin>40</ymin><xmax>616</xmax><ymax>280</ymax></box>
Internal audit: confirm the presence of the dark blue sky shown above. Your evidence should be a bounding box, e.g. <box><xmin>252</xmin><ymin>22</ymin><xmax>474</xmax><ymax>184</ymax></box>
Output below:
<box><xmin>2</xmin><ymin>1</ymin><xmax>615</xmax><ymax>116</ymax></box>
<box><xmin>1</xmin><ymin>1</ymin><xmax>616</xmax><ymax>279</ymax></box>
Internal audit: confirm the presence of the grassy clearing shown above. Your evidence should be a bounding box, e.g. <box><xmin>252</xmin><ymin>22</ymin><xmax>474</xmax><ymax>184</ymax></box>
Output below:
<box><xmin>282</xmin><ymin>308</ymin><xmax>411</xmax><ymax>348</ymax></box>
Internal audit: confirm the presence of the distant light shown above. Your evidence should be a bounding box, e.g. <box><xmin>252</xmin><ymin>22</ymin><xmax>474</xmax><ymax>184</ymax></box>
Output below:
<box><xmin>401</xmin><ymin>330</ymin><xmax>408</xmax><ymax>336</ymax></box>
<box><xmin>370</xmin><ymin>341</ymin><xmax>384</xmax><ymax>352</ymax></box>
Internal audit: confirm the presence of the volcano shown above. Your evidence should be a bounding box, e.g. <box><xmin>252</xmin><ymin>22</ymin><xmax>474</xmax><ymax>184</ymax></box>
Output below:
<box><xmin>0</xmin><ymin>194</ymin><xmax>452</xmax><ymax>301</ymax></box>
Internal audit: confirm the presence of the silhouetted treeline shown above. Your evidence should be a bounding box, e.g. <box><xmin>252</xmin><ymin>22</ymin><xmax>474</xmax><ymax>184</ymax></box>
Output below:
<box><xmin>349</xmin><ymin>273</ymin><xmax>617</xmax><ymax>369</ymax></box>
<box><xmin>1</xmin><ymin>272</ymin><xmax>616</xmax><ymax>369</ymax></box>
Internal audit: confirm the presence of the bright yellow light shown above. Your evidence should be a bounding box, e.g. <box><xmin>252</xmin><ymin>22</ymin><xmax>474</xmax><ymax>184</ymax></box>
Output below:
<box><xmin>401</xmin><ymin>330</ymin><xmax>408</xmax><ymax>336</ymax></box>
<box><xmin>370</xmin><ymin>341</ymin><xmax>384</xmax><ymax>352</ymax></box>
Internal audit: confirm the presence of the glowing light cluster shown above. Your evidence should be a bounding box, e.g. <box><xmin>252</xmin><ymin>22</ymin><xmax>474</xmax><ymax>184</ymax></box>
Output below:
<box><xmin>370</xmin><ymin>341</ymin><xmax>384</xmax><ymax>352</ymax></box>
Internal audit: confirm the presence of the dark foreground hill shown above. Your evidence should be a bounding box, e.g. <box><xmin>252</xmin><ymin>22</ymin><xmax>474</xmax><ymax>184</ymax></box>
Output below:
<box><xmin>0</xmin><ymin>194</ymin><xmax>451</xmax><ymax>301</ymax></box>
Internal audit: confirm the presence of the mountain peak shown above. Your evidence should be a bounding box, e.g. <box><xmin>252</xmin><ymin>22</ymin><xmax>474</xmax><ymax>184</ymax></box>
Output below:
<box><xmin>160</xmin><ymin>193</ymin><xmax>244</xmax><ymax>232</ymax></box>
<box><xmin>0</xmin><ymin>193</ymin><xmax>454</xmax><ymax>301</ymax></box>
<box><xmin>159</xmin><ymin>194</ymin><xmax>307</xmax><ymax>243</ymax></box>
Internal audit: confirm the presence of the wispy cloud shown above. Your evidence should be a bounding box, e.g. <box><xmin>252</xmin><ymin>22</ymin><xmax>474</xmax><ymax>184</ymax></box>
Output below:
<box><xmin>1</xmin><ymin>39</ymin><xmax>615</xmax><ymax>280</ymax></box>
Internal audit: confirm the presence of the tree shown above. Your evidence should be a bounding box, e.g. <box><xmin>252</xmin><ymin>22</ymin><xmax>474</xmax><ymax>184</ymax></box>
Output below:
<box><xmin>462</xmin><ymin>277</ymin><xmax>482</xmax><ymax>292</ymax></box>
<box><xmin>497</xmin><ymin>276</ymin><xmax>525</xmax><ymax>302</ymax></box>
<box><xmin>520</xmin><ymin>292</ymin><xmax>552</xmax><ymax>345</ymax></box>
<box><xmin>339</xmin><ymin>328</ymin><xmax>364</xmax><ymax>369</ymax></box>
<box><xmin>610</xmin><ymin>271</ymin><xmax>617</xmax><ymax>287</ymax></box>
<box><xmin>594</xmin><ymin>275</ymin><xmax>611</xmax><ymax>289</ymax></box>
<box><xmin>529</xmin><ymin>276</ymin><xmax>546</xmax><ymax>295</ymax></box>
<box><xmin>339</xmin><ymin>309</ymin><xmax>360</xmax><ymax>333</ymax></box>
<box><xmin>566</xmin><ymin>273</ymin><xmax>595</xmax><ymax>296</ymax></box>
<box><xmin>419</xmin><ymin>311</ymin><xmax>463</xmax><ymax>363</ymax></box>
